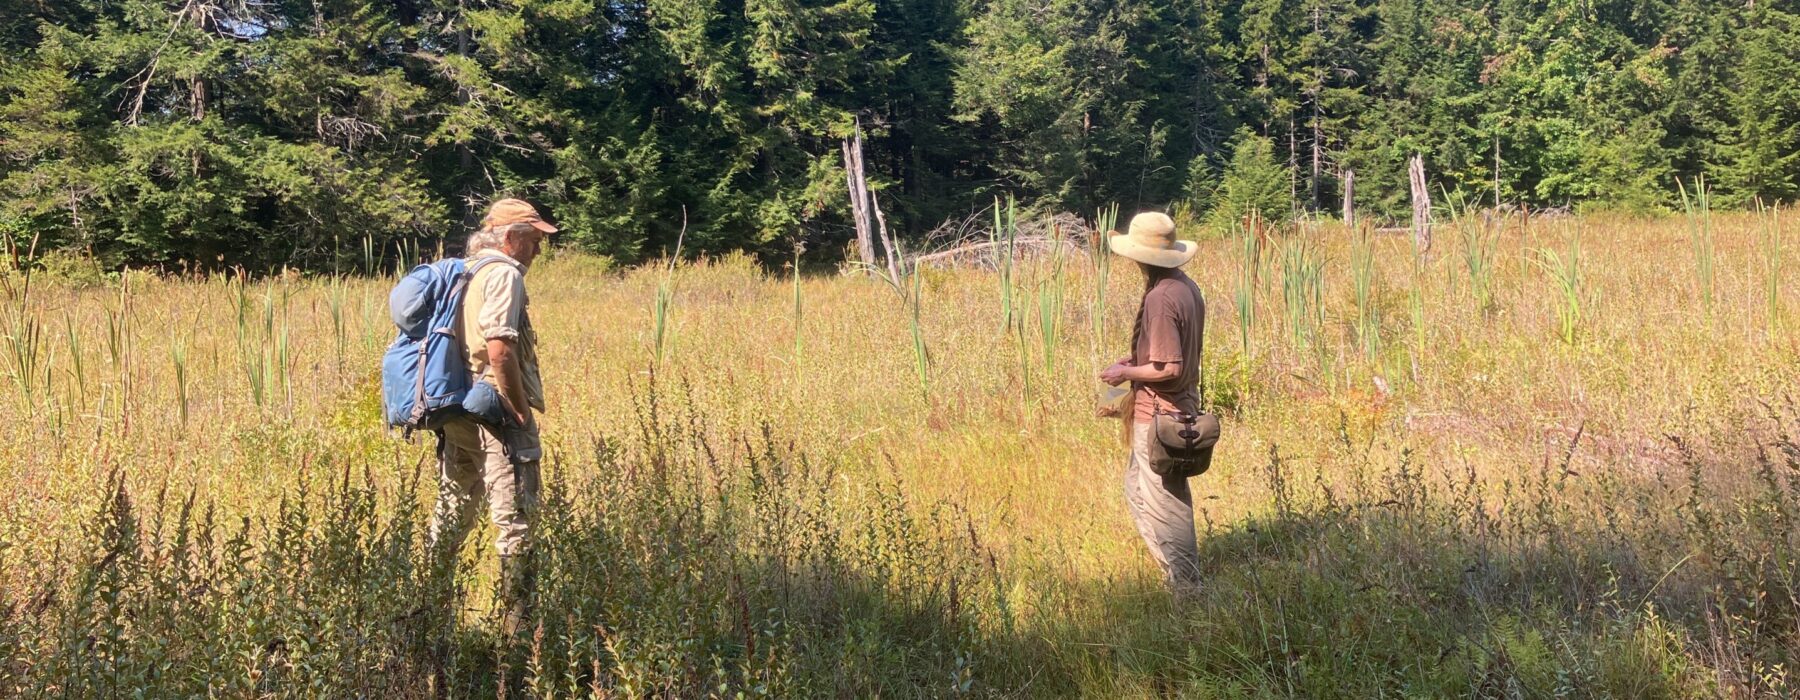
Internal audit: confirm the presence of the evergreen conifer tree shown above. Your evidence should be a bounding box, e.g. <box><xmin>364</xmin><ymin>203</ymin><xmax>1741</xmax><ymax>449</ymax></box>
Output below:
<box><xmin>1713</xmin><ymin>2</ymin><xmax>1800</xmax><ymax>205</ymax></box>
<box><xmin>1209</xmin><ymin>128</ymin><xmax>1293</xmax><ymax>229</ymax></box>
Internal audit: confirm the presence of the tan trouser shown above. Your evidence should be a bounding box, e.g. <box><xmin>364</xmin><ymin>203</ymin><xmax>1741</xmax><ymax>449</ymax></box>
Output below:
<box><xmin>430</xmin><ymin>417</ymin><xmax>542</xmax><ymax>558</ymax></box>
<box><xmin>1124</xmin><ymin>423</ymin><xmax>1201</xmax><ymax>589</ymax></box>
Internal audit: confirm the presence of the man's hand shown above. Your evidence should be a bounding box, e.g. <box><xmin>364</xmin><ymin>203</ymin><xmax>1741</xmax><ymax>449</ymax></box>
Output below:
<box><xmin>1099</xmin><ymin>361</ymin><xmax>1132</xmax><ymax>386</ymax></box>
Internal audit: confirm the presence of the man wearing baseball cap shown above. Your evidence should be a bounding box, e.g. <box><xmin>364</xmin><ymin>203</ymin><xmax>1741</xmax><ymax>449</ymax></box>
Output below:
<box><xmin>429</xmin><ymin>197</ymin><xmax>557</xmax><ymax>635</ymax></box>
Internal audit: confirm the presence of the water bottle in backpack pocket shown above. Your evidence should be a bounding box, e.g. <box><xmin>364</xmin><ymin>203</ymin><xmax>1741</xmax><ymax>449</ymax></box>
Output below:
<box><xmin>459</xmin><ymin>378</ymin><xmax>511</xmax><ymax>427</ymax></box>
<box><xmin>380</xmin><ymin>256</ymin><xmax>510</xmax><ymax>433</ymax></box>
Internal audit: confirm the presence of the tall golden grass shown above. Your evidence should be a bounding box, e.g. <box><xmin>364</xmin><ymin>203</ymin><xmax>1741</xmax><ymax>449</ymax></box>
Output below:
<box><xmin>0</xmin><ymin>210</ymin><xmax>1796</xmax><ymax>696</ymax></box>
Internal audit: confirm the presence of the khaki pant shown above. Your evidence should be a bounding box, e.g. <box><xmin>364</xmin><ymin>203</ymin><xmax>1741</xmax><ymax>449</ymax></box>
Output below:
<box><xmin>430</xmin><ymin>417</ymin><xmax>542</xmax><ymax>558</ymax></box>
<box><xmin>1124</xmin><ymin>423</ymin><xmax>1201</xmax><ymax>589</ymax></box>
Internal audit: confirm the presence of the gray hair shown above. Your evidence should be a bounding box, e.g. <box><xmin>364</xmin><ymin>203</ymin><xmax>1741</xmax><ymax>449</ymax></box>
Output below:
<box><xmin>466</xmin><ymin>223</ymin><xmax>539</xmax><ymax>255</ymax></box>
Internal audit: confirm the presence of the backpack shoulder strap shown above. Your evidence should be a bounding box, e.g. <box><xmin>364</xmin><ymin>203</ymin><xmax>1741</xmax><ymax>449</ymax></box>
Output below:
<box><xmin>447</xmin><ymin>255</ymin><xmax>518</xmax><ymax>306</ymax></box>
<box><xmin>466</xmin><ymin>254</ymin><xmax>515</xmax><ymax>277</ymax></box>
<box><xmin>460</xmin><ymin>254</ymin><xmax>511</xmax><ymax>289</ymax></box>
<box><xmin>440</xmin><ymin>255</ymin><xmax>524</xmax><ymax>337</ymax></box>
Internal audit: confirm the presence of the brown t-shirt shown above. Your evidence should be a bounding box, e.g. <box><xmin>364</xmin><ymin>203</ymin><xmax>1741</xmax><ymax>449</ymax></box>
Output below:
<box><xmin>1130</xmin><ymin>270</ymin><xmax>1205</xmax><ymax>422</ymax></box>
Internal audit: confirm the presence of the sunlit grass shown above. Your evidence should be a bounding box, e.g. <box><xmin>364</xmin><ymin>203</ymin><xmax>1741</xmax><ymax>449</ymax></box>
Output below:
<box><xmin>0</xmin><ymin>212</ymin><xmax>1796</xmax><ymax>696</ymax></box>
<box><xmin>1534</xmin><ymin>223</ymin><xmax>1584</xmax><ymax>346</ymax></box>
<box><xmin>1759</xmin><ymin>201</ymin><xmax>1783</xmax><ymax>334</ymax></box>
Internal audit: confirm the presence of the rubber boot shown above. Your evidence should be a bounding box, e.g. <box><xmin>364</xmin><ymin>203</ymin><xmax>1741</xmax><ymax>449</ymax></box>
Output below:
<box><xmin>497</xmin><ymin>554</ymin><xmax>534</xmax><ymax>637</ymax></box>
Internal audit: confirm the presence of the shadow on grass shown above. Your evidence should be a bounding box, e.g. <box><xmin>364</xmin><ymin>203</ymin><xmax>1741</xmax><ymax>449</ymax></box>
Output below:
<box><xmin>1022</xmin><ymin>435</ymin><xmax>1800</xmax><ymax>699</ymax></box>
<box><xmin>5</xmin><ymin>409</ymin><xmax>1797</xmax><ymax>698</ymax></box>
<box><xmin>0</xmin><ymin>427</ymin><xmax>1034</xmax><ymax>697</ymax></box>
<box><xmin>986</xmin><ymin>502</ymin><xmax>1729</xmax><ymax>698</ymax></box>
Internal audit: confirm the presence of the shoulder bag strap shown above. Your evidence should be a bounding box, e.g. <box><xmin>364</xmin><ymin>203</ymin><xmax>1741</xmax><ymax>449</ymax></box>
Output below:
<box><xmin>1191</xmin><ymin>280</ymin><xmax>1206</xmax><ymax>413</ymax></box>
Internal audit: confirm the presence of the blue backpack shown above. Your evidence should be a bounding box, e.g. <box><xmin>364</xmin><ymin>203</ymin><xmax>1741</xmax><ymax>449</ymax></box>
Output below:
<box><xmin>381</xmin><ymin>256</ymin><xmax>509</xmax><ymax>433</ymax></box>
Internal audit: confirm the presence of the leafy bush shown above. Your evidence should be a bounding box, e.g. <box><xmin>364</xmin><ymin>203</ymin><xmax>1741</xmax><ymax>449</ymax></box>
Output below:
<box><xmin>29</xmin><ymin>249</ymin><xmax>110</xmax><ymax>289</ymax></box>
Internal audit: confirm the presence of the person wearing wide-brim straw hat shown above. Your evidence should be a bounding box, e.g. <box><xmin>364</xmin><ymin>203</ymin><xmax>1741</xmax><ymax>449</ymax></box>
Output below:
<box><xmin>1107</xmin><ymin>211</ymin><xmax>1198</xmax><ymax>268</ymax></box>
<box><xmin>1097</xmin><ymin>211</ymin><xmax>1207</xmax><ymax>592</ymax></box>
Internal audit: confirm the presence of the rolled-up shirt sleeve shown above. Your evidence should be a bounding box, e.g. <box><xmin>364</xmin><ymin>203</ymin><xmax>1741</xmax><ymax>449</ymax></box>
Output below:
<box><xmin>476</xmin><ymin>265</ymin><xmax>526</xmax><ymax>342</ymax></box>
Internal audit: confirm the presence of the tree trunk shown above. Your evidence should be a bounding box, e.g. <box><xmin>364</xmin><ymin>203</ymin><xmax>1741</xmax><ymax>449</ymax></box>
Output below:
<box><xmin>842</xmin><ymin>117</ymin><xmax>893</xmax><ymax>276</ymax></box>
<box><xmin>1287</xmin><ymin>115</ymin><xmax>1299</xmax><ymax>214</ymax></box>
<box><xmin>1310</xmin><ymin>103</ymin><xmax>1321</xmax><ymax>210</ymax></box>
<box><xmin>192</xmin><ymin>78</ymin><xmax>206</xmax><ymax>122</ymax></box>
<box><xmin>842</xmin><ymin>138</ymin><xmax>876</xmax><ymax>270</ymax></box>
<box><xmin>456</xmin><ymin>2</ymin><xmax>476</xmax><ymax>228</ymax></box>
<box><xmin>1342</xmin><ymin>169</ymin><xmax>1355</xmax><ymax>228</ymax></box>
<box><xmin>1408</xmin><ymin>154</ymin><xmax>1432</xmax><ymax>253</ymax></box>
<box><xmin>1493</xmin><ymin>135</ymin><xmax>1502</xmax><ymax>209</ymax></box>
<box><xmin>872</xmin><ymin>186</ymin><xmax>901</xmax><ymax>282</ymax></box>
<box><xmin>1309</xmin><ymin>3</ymin><xmax>1323</xmax><ymax>211</ymax></box>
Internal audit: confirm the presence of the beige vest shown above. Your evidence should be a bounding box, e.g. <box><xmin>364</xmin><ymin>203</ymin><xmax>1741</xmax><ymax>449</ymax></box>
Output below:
<box><xmin>458</xmin><ymin>251</ymin><xmax>545</xmax><ymax>412</ymax></box>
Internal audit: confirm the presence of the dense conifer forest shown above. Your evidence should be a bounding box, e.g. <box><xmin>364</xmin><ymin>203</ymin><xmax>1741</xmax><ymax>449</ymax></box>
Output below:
<box><xmin>3</xmin><ymin>0</ymin><xmax>1797</xmax><ymax>267</ymax></box>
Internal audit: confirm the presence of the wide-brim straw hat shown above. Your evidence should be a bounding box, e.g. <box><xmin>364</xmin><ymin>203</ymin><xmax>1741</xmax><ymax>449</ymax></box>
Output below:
<box><xmin>1108</xmin><ymin>212</ymin><xmax>1195</xmax><ymax>268</ymax></box>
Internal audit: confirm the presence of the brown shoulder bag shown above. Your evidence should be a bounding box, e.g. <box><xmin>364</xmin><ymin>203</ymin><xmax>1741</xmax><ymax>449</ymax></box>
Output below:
<box><xmin>1148</xmin><ymin>406</ymin><xmax>1220</xmax><ymax>478</ymax></box>
<box><xmin>1144</xmin><ymin>282</ymin><xmax>1221</xmax><ymax>478</ymax></box>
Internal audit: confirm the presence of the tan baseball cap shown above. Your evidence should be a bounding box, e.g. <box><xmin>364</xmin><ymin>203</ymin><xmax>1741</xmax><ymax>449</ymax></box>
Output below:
<box><xmin>482</xmin><ymin>198</ymin><xmax>558</xmax><ymax>234</ymax></box>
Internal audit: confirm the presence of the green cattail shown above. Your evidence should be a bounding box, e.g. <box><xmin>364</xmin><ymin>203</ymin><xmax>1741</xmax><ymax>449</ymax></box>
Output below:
<box><xmin>994</xmin><ymin>195</ymin><xmax>1016</xmax><ymax>332</ymax></box>
<box><xmin>911</xmin><ymin>270</ymin><xmax>929</xmax><ymax>399</ymax></box>
<box><xmin>1678</xmin><ymin>177</ymin><xmax>1715</xmax><ymax>312</ymax></box>
<box><xmin>1533</xmin><ymin>223</ymin><xmax>1583</xmax><ymax>345</ymax></box>
<box><xmin>1760</xmin><ymin>201</ymin><xmax>1783</xmax><ymax>332</ymax></box>
<box><xmin>1236</xmin><ymin>224</ymin><xmax>1261</xmax><ymax>357</ymax></box>
<box><xmin>1038</xmin><ymin>221</ymin><xmax>1065</xmax><ymax>374</ymax></box>
<box><xmin>1351</xmin><ymin>226</ymin><xmax>1379</xmax><ymax>360</ymax></box>
<box><xmin>171</xmin><ymin>341</ymin><xmax>188</xmax><ymax>427</ymax></box>
<box><xmin>1091</xmin><ymin>203</ymin><xmax>1118</xmax><ymax>352</ymax></box>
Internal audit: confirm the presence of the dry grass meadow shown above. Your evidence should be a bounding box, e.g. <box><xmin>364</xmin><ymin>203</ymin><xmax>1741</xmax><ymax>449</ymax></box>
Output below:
<box><xmin>1</xmin><ymin>209</ymin><xmax>1798</xmax><ymax>697</ymax></box>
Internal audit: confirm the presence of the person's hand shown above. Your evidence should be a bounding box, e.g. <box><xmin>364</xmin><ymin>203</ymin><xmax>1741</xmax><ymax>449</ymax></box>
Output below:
<box><xmin>1098</xmin><ymin>362</ymin><xmax>1130</xmax><ymax>386</ymax></box>
<box><xmin>1096</xmin><ymin>402</ymin><xmax>1121</xmax><ymax>418</ymax></box>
